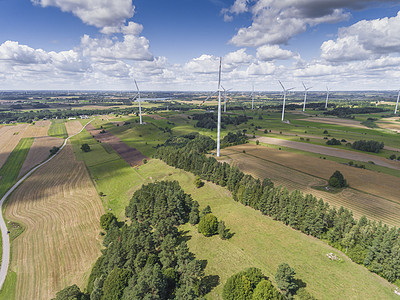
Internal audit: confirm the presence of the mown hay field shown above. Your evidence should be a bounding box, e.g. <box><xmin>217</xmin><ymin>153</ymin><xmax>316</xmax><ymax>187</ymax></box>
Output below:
<box><xmin>219</xmin><ymin>144</ymin><xmax>400</xmax><ymax>227</ymax></box>
<box><xmin>18</xmin><ymin>136</ymin><xmax>63</xmax><ymax>179</ymax></box>
<box><xmin>4</xmin><ymin>144</ymin><xmax>104</xmax><ymax>300</ymax></box>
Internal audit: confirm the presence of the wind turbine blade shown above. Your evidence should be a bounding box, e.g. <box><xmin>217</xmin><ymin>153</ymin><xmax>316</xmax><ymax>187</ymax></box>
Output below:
<box><xmin>287</xmin><ymin>87</ymin><xmax>295</xmax><ymax>91</ymax></box>
<box><xmin>134</xmin><ymin>79</ymin><xmax>139</xmax><ymax>92</ymax></box>
<box><xmin>278</xmin><ymin>80</ymin><xmax>285</xmax><ymax>90</ymax></box>
<box><xmin>221</xmin><ymin>85</ymin><xmax>226</xmax><ymax>92</ymax></box>
<box><xmin>302</xmin><ymin>82</ymin><xmax>306</xmax><ymax>90</ymax></box>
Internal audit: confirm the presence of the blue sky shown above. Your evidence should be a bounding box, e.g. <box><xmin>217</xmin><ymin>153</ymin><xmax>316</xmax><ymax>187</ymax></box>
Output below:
<box><xmin>1</xmin><ymin>0</ymin><xmax>400</xmax><ymax>91</ymax></box>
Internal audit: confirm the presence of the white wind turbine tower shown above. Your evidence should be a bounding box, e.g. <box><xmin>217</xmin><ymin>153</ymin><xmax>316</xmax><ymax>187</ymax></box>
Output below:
<box><xmin>221</xmin><ymin>85</ymin><xmax>232</xmax><ymax>113</ymax></box>
<box><xmin>251</xmin><ymin>84</ymin><xmax>255</xmax><ymax>109</ymax></box>
<box><xmin>199</xmin><ymin>57</ymin><xmax>223</xmax><ymax>157</ymax></box>
<box><xmin>134</xmin><ymin>79</ymin><xmax>143</xmax><ymax>124</ymax></box>
<box><xmin>325</xmin><ymin>86</ymin><xmax>330</xmax><ymax>109</ymax></box>
<box><xmin>302</xmin><ymin>82</ymin><xmax>312</xmax><ymax>112</ymax></box>
<box><xmin>395</xmin><ymin>90</ymin><xmax>400</xmax><ymax>114</ymax></box>
<box><xmin>279</xmin><ymin>80</ymin><xmax>294</xmax><ymax>122</ymax></box>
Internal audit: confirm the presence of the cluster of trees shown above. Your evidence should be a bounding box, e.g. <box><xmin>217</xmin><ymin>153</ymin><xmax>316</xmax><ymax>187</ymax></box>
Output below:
<box><xmin>192</xmin><ymin>113</ymin><xmax>251</xmax><ymax>130</ymax></box>
<box><xmin>328</xmin><ymin>171</ymin><xmax>347</xmax><ymax>188</ymax></box>
<box><xmin>193</xmin><ymin>205</ymin><xmax>231</xmax><ymax>239</ymax></box>
<box><xmin>223</xmin><ymin>268</ymin><xmax>283</xmax><ymax>300</ymax></box>
<box><xmin>351</xmin><ymin>140</ymin><xmax>384</xmax><ymax>153</ymax></box>
<box><xmin>80</xmin><ymin>144</ymin><xmax>91</xmax><ymax>152</ymax></box>
<box><xmin>324</xmin><ymin>107</ymin><xmax>387</xmax><ymax>118</ymax></box>
<box><xmin>326</xmin><ymin>138</ymin><xmax>342</xmax><ymax>146</ymax></box>
<box><xmin>55</xmin><ymin>181</ymin><xmax>210</xmax><ymax>299</ymax></box>
<box><xmin>49</xmin><ymin>146</ymin><xmax>60</xmax><ymax>156</ymax></box>
<box><xmin>154</xmin><ymin>134</ymin><xmax>400</xmax><ymax>284</ymax></box>
<box><xmin>221</xmin><ymin>131</ymin><xmax>248</xmax><ymax>148</ymax></box>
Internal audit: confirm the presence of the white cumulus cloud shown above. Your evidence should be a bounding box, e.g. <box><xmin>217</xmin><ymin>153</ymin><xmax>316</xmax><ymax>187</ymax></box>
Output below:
<box><xmin>31</xmin><ymin>0</ymin><xmax>134</xmax><ymax>29</ymax></box>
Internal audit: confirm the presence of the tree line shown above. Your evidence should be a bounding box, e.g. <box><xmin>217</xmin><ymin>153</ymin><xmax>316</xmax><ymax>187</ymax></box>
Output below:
<box><xmin>154</xmin><ymin>134</ymin><xmax>400</xmax><ymax>285</ymax></box>
<box><xmin>54</xmin><ymin>181</ymin><xmax>212</xmax><ymax>299</ymax></box>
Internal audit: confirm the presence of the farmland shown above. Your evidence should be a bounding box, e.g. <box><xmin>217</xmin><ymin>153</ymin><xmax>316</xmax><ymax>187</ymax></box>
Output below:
<box><xmin>0</xmin><ymin>138</ymin><xmax>34</xmax><ymax>199</ymax></box>
<box><xmin>0</xmin><ymin>124</ymin><xmax>29</xmax><ymax>169</ymax></box>
<box><xmin>3</xmin><ymin>144</ymin><xmax>104</xmax><ymax>299</ymax></box>
<box><xmin>219</xmin><ymin>144</ymin><xmax>400</xmax><ymax>227</ymax></box>
<box><xmin>47</xmin><ymin>119</ymin><xmax>68</xmax><ymax>139</ymax></box>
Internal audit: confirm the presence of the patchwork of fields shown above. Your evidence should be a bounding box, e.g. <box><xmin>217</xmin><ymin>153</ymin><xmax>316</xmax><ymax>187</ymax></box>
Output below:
<box><xmin>0</xmin><ymin>112</ymin><xmax>399</xmax><ymax>299</ymax></box>
<box><xmin>219</xmin><ymin>144</ymin><xmax>400</xmax><ymax>227</ymax></box>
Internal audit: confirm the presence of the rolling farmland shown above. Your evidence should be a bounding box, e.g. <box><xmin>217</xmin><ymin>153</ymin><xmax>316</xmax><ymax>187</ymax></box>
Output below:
<box><xmin>4</xmin><ymin>144</ymin><xmax>104</xmax><ymax>299</ymax></box>
<box><xmin>219</xmin><ymin>144</ymin><xmax>400</xmax><ymax>227</ymax></box>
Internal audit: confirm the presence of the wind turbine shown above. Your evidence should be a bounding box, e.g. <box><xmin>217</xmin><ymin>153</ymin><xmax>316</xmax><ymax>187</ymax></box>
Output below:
<box><xmin>134</xmin><ymin>79</ymin><xmax>143</xmax><ymax>125</ymax></box>
<box><xmin>199</xmin><ymin>57</ymin><xmax>223</xmax><ymax>157</ymax></box>
<box><xmin>251</xmin><ymin>84</ymin><xmax>255</xmax><ymax>109</ymax></box>
<box><xmin>221</xmin><ymin>85</ymin><xmax>232</xmax><ymax>113</ymax></box>
<box><xmin>302</xmin><ymin>82</ymin><xmax>312</xmax><ymax>112</ymax></box>
<box><xmin>325</xmin><ymin>86</ymin><xmax>330</xmax><ymax>109</ymax></box>
<box><xmin>395</xmin><ymin>90</ymin><xmax>400</xmax><ymax>114</ymax></box>
<box><xmin>278</xmin><ymin>80</ymin><xmax>294</xmax><ymax>122</ymax></box>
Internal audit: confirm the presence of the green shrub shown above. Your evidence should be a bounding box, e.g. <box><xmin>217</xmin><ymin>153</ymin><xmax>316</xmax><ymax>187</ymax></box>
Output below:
<box><xmin>198</xmin><ymin>214</ymin><xmax>218</xmax><ymax>237</ymax></box>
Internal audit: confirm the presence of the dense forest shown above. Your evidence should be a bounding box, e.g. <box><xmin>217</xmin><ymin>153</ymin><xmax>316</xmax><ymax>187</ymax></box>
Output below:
<box><xmin>155</xmin><ymin>134</ymin><xmax>400</xmax><ymax>285</ymax></box>
<box><xmin>192</xmin><ymin>113</ymin><xmax>251</xmax><ymax>130</ymax></box>
<box><xmin>54</xmin><ymin>181</ymin><xmax>212</xmax><ymax>299</ymax></box>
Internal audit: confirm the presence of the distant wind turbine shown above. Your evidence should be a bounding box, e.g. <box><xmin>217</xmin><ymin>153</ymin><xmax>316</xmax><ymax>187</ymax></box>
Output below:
<box><xmin>279</xmin><ymin>80</ymin><xmax>294</xmax><ymax>122</ymax></box>
<box><xmin>251</xmin><ymin>84</ymin><xmax>255</xmax><ymax>109</ymax></box>
<box><xmin>302</xmin><ymin>82</ymin><xmax>312</xmax><ymax>112</ymax></box>
<box><xmin>325</xmin><ymin>86</ymin><xmax>330</xmax><ymax>109</ymax></box>
<box><xmin>395</xmin><ymin>90</ymin><xmax>400</xmax><ymax>114</ymax></box>
<box><xmin>221</xmin><ymin>85</ymin><xmax>232</xmax><ymax>113</ymax></box>
<box><xmin>134</xmin><ymin>79</ymin><xmax>143</xmax><ymax>124</ymax></box>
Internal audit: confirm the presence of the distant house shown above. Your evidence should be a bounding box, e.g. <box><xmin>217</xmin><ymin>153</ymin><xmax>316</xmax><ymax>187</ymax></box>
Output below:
<box><xmin>80</xmin><ymin>115</ymin><xmax>89</xmax><ymax>119</ymax></box>
<box><xmin>68</xmin><ymin>117</ymin><xmax>76</xmax><ymax>120</ymax></box>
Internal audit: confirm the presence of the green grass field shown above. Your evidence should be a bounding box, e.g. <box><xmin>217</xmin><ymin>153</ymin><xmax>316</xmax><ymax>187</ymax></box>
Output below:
<box><xmin>0</xmin><ymin>137</ymin><xmax>33</xmax><ymax>297</ymax></box>
<box><xmin>0</xmin><ymin>138</ymin><xmax>34</xmax><ymax>199</ymax></box>
<box><xmin>48</xmin><ymin>119</ymin><xmax>68</xmax><ymax>139</ymax></box>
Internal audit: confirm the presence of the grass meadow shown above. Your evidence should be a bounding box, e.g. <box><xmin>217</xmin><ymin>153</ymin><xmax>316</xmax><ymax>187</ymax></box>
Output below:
<box><xmin>48</xmin><ymin>119</ymin><xmax>68</xmax><ymax>139</ymax></box>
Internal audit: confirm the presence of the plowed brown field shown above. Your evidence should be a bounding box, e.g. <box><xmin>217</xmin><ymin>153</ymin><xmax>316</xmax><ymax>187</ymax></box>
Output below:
<box><xmin>5</xmin><ymin>144</ymin><xmax>104</xmax><ymax>299</ymax></box>
<box><xmin>220</xmin><ymin>144</ymin><xmax>400</xmax><ymax>227</ymax></box>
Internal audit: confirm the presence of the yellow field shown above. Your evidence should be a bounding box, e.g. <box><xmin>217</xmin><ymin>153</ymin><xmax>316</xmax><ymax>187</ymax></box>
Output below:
<box><xmin>65</xmin><ymin>120</ymin><xmax>84</xmax><ymax>136</ymax></box>
<box><xmin>0</xmin><ymin>124</ymin><xmax>29</xmax><ymax>169</ymax></box>
<box><xmin>18</xmin><ymin>136</ymin><xmax>63</xmax><ymax>178</ymax></box>
<box><xmin>20</xmin><ymin>120</ymin><xmax>51</xmax><ymax>138</ymax></box>
<box><xmin>5</xmin><ymin>144</ymin><xmax>104</xmax><ymax>299</ymax></box>
<box><xmin>220</xmin><ymin>144</ymin><xmax>400</xmax><ymax>227</ymax></box>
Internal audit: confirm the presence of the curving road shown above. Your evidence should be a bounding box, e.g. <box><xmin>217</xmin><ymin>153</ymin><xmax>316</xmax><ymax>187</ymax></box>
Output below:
<box><xmin>0</xmin><ymin>119</ymin><xmax>93</xmax><ymax>290</ymax></box>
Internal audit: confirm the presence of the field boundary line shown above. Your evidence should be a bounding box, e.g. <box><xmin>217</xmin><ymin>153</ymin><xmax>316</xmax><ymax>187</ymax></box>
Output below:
<box><xmin>0</xmin><ymin>119</ymin><xmax>93</xmax><ymax>290</ymax></box>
